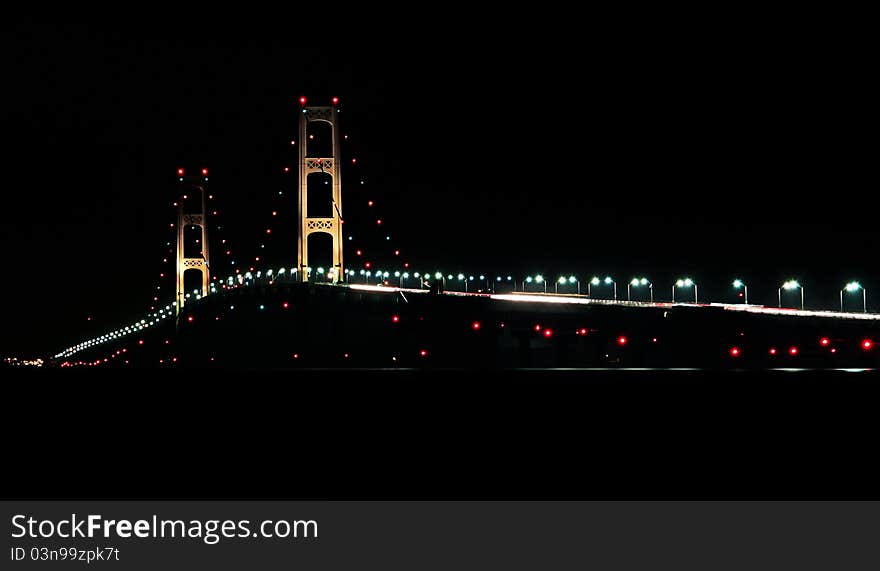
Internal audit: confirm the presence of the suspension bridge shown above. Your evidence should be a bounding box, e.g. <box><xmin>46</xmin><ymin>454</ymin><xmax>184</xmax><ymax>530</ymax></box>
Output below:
<box><xmin>46</xmin><ymin>98</ymin><xmax>880</xmax><ymax>369</ymax></box>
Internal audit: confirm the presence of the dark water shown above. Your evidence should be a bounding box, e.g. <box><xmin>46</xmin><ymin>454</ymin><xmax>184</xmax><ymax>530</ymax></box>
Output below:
<box><xmin>4</xmin><ymin>367</ymin><xmax>878</xmax><ymax>500</ymax></box>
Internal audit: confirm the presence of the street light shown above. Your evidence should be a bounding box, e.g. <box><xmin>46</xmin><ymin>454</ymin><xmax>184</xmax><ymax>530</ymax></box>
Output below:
<box><xmin>778</xmin><ymin>280</ymin><xmax>803</xmax><ymax>310</ymax></box>
<box><xmin>841</xmin><ymin>281</ymin><xmax>866</xmax><ymax>313</ymax></box>
<box><xmin>535</xmin><ymin>275</ymin><xmax>546</xmax><ymax>293</ymax></box>
<box><xmin>589</xmin><ymin>276</ymin><xmax>616</xmax><ymax>300</ymax></box>
<box><xmin>628</xmin><ymin>277</ymin><xmax>653</xmax><ymax>302</ymax></box>
<box><xmin>559</xmin><ymin>275</ymin><xmax>580</xmax><ymax>295</ymax></box>
<box><xmin>733</xmin><ymin>279</ymin><xmax>748</xmax><ymax>304</ymax></box>
<box><xmin>673</xmin><ymin>278</ymin><xmax>698</xmax><ymax>303</ymax></box>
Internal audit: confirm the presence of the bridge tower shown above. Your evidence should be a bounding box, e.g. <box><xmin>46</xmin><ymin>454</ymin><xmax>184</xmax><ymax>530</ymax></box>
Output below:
<box><xmin>175</xmin><ymin>168</ymin><xmax>211</xmax><ymax>316</ymax></box>
<box><xmin>297</xmin><ymin>98</ymin><xmax>344</xmax><ymax>282</ymax></box>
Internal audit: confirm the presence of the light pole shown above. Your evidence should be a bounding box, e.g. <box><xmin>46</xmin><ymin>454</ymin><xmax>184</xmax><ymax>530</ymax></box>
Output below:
<box><xmin>673</xmin><ymin>278</ymin><xmax>697</xmax><ymax>303</ymax></box>
<box><xmin>535</xmin><ymin>275</ymin><xmax>546</xmax><ymax>293</ymax></box>
<box><xmin>589</xmin><ymin>276</ymin><xmax>616</xmax><ymax>300</ymax></box>
<box><xmin>567</xmin><ymin>276</ymin><xmax>580</xmax><ymax>295</ymax></box>
<box><xmin>841</xmin><ymin>281</ymin><xmax>866</xmax><ymax>313</ymax></box>
<box><xmin>628</xmin><ymin>277</ymin><xmax>653</xmax><ymax>302</ymax></box>
<box><xmin>733</xmin><ymin>279</ymin><xmax>748</xmax><ymax>304</ymax></box>
<box><xmin>778</xmin><ymin>280</ymin><xmax>803</xmax><ymax>310</ymax></box>
<box><xmin>556</xmin><ymin>276</ymin><xmax>565</xmax><ymax>294</ymax></box>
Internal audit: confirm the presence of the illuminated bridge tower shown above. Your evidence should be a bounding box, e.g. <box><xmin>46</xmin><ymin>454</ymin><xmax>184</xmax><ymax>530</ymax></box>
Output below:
<box><xmin>297</xmin><ymin>98</ymin><xmax>344</xmax><ymax>283</ymax></box>
<box><xmin>175</xmin><ymin>168</ymin><xmax>211</xmax><ymax>316</ymax></box>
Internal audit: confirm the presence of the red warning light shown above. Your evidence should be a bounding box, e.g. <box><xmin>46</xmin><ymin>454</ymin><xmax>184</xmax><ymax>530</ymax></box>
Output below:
<box><xmin>177</xmin><ymin>168</ymin><xmax>184</xmax><ymax>176</ymax></box>
<box><xmin>769</xmin><ymin>348</ymin><xmax>777</xmax><ymax>355</ymax></box>
<box><xmin>729</xmin><ymin>347</ymin><xmax>741</xmax><ymax>357</ymax></box>
<box><xmin>617</xmin><ymin>336</ymin><xmax>628</xmax><ymax>346</ymax></box>
<box><xmin>282</xmin><ymin>302</ymin><xmax>289</xmax><ymax>309</ymax></box>
<box><xmin>820</xmin><ymin>337</ymin><xmax>830</xmax><ymax>346</ymax></box>
<box><xmin>534</xmin><ymin>324</ymin><xmax>542</xmax><ymax>332</ymax></box>
<box><xmin>789</xmin><ymin>346</ymin><xmax>799</xmax><ymax>356</ymax></box>
<box><xmin>392</xmin><ymin>315</ymin><xmax>400</xmax><ymax>323</ymax></box>
<box><xmin>332</xmin><ymin>97</ymin><xmax>339</xmax><ymax>105</ymax></box>
<box><xmin>299</xmin><ymin>96</ymin><xmax>307</xmax><ymax>105</ymax></box>
<box><xmin>472</xmin><ymin>321</ymin><xmax>481</xmax><ymax>330</ymax></box>
<box><xmin>419</xmin><ymin>349</ymin><xmax>428</xmax><ymax>357</ymax></box>
<box><xmin>862</xmin><ymin>339</ymin><xmax>874</xmax><ymax>350</ymax></box>
<box><xmin>187</xmin><ymin>316</ymin><xmax>193</xmax><ymax>323</ymax></box>
<box><xmin>201</xmin><ymin>168</ymin><xmax>208</xmax><ymax>176</ymax></box>
<box><xmin>543</xmin><ymin>328</ymin><xmax>553</xmax><ymax>338</ymax></box>
<box><xmin>577</xmin><ymin>328</ymin><xmax>588</xmax><ymax>336</ymax></box>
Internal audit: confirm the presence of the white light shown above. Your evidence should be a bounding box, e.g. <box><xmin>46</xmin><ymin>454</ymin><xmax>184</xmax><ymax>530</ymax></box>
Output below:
<box><xmin>535</xmin><ymin>275</ymin><xmax>544</xmax><ymax>283</ymax></box>
<box><xmin>684</xmin><ymin>278</ymin><xmax>693</xmax><ymax>287</ymax></box>
<box><xmin>604</xmin><ymin>277</ymin><xmax>613</xmax><ymax>284</ymax></box>
<box><xmin>458</xmin><ymin>273</ymin><xmax>465</xmax><ymax>280</ymax></box>
<box><xmin>395</xmin><ymin>271</ymin><xmax>401</xmax><ymax>277</ymax></box>
<box><xmin>676</xmin><ymin>280</ymin><xmax>684</xmax><ymax>287</ymax></box>
<box><xmin>733</xmin><ymin>279</ymin><xmax>743</xmax><ymax>288</ymax></box>
<box><xmin>435</xmin><ymin>272</ymin><xmax>443</xmax><ymax>279</ymax></box>
<box><xmin>631</xmin><ymin>278</ymin><xmax>639</xmax><ymax>286</ymax></box>
<box><xmin>558</xmin><ymin>276</ymin><xmax>567</xmax><ymax>284</ymax></box>
<box><xmin>591</xmin><ymin>277</ymin><xmax>600</xmax><ymax>285</ymax></box>
<box><xmin>846</xmin><ymin>281</ymin><xmax>861</xmax><ymax>292</ymax></box>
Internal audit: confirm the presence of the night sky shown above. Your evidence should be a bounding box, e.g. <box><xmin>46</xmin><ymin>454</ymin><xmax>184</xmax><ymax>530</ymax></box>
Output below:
<box><xmin>1</xmin><ymin>16</ymin><xmax>874</xmax><ymax>357</ymax></box>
